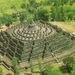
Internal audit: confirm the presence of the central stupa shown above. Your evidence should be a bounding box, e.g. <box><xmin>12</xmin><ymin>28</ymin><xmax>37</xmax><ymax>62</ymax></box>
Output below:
<box><xmin>12</xmin><ymin>20</ymin><xmax>54</xmax><ymax>41</ymax></box>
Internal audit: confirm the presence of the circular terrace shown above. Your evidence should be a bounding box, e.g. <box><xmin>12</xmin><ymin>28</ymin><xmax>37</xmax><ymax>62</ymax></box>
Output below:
<box><xmin>11</xmin><ymin>20</ymin><xmax>55</xmax><ymax>41</ymax></box>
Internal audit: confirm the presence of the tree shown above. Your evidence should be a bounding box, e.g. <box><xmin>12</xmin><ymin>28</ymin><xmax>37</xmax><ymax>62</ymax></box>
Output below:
<box><xmin>12</xmin><ymin>57</ymin><xmax>18</xmax><ymax>67</ymax></box>
<box><xmin>19</xmin><ymin>11</ymin><xmax>26</xmax><ymax>23</ymax></box>
<box><xmin>22</xmin><ymin>0</ymin><xmax>30</xmax><ymax>11</ymax></box>
<box><xmin>12</xmin><ymin>13</ymin><xmax>18</xmax><ymax>22</ymax></box>
<box><xmin>12</xmin><ymin>57</ymin><xmax>20</xmax><ymax>75</ymax></box>
<box><xmin>10</xmin><ymin>4</ymin><xmax>16</xmax><ymax>9</ymax></box>
<box><xmin>34</xmin><ymin>7</ymin><xmax>50</xmax><ymax>21</ymax></box>
<box><xmin>21</xmin><ymin>3</ymin><xmax>26</xmax><ymax>9</ymax></box>
<box><xmin>0</xmin><ymin>67</ymin><xmax>3</xmax><ymax>75</ymax></box>
<box><xmin>29</xmin><ymin>0</ymin><xmax>36</xmax><ymax>6</ymax></box>
<box><xmin>38</xmin><ymin>56</ymin><xmax>43</xmax><ymax>75</ymax></box>
<box><xmin>38</xmin><ymin>56</ymin><xmax>42</xmax><ymax>72</ymax></box>
<box><xmin>19</xmin><ymin>14</ymin><xmax>25</xmax><ymax>23</ymax></box>
<box><xmin>51</xmin><ymin>6</ymin><xmax>57</xmax><ymax>21</ymax></box>
<box><xmin>30</xmin><ymin>60</ymin><xmax>34</xmax><ymax>74</ymax></box>
<box><xmin>0</xmin><ymin>17</ymin><xmax>2</xmax><ymax>26</ymax></box>
<box><xmin>44</xmin><ymin>64</ymin><xmax>53</xmax><ymax>75</ymax></box>
<box><xmin>44</xmin><ymin>64</ymin><xmax>60</xmax><ymax>75</ymax></box>
<box><xmin>19</xmin><ymin>11</ymin><xmax>31</xmax><ymax>23</ymax></box>
<box><xmin>45</xmin><ymin>0</ymin><xmax>54</xmax><ymax>5</ymax></box>
<box><xmin>71</xmin><ymin>64</ymin><xmax>75</xmax><ymax>75</ymax></box>
<box><xmin>2</xmin><ymin>14</ymin><xmax>13</xmax><ymax>27</ymax></box>
<box><xmin>14</xmin><ymin>66</ymin><xmax>20</xmax><ymax>75</ymax></box>
<box><xmin>63</xmin><ymin>56</ymin><xmax>74</xmax><ymax>73</ymax></box>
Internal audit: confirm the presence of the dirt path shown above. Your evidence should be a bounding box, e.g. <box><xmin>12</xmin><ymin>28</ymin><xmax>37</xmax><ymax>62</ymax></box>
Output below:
<box><xmin>0</xmin><ymin>25</ymin><xmax>14</xmax><ymax>32</ymax></box>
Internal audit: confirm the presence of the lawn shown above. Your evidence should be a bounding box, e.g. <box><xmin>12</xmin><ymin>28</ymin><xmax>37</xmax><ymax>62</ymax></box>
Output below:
<box><xmin>50</xmin><ymin>21</ymin><xmax>75</xmax><ymax>33</ymax></box>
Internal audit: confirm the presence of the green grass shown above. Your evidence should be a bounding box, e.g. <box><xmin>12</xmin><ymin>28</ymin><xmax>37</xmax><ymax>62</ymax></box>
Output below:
<box><xmin>50</xmin><ymin>21</ymin><xmax>75</xmax><ymax>33</ymax></box>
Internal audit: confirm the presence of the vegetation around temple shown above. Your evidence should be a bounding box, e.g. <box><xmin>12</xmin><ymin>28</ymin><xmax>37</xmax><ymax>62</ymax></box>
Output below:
<box><xmin>0</xmin><ymin>0</ymin><xmax>75</xmax><ymax>75</ymax></box>
<box><xmin>0</xmin><ymin>0</ymin><xmax>75</xmax><ymax>26</ymax></box>
<box><xmin>0</xmin><ymin>56</ymin><xmax>75</xmax><ymax>75</ymax></box>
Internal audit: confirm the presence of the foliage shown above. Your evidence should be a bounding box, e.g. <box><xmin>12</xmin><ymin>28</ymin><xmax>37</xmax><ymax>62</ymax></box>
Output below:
<box><xmin>34</xmin><ymin>7</ymin><xmax>50</xmax><ymax>21</ymax></box>
<box><xmin>44</xmin><ymin>64</ymin><xmax>61</xmax><ymax>75</ymax></box>
<box><xmin>12</xmin><ymin>56</ymin><xmax>18</xmax><ymax>67</ymax></box>
<box><xmin>21</xmin><ymin>3</ymin><xmax>26</xmax><ymax>9</ymax></box>
<box><xmin>63</xmin><ymin>57</ymin><xmax>74</xmax><ymax>66</ymax></box>
<box><xmin>0</xmin><ymin>0</ymin><xmax>75</xmax><ymax>23</ymax></box>
<box><xmin>60</xmin><ymin>65</ymin><xmax>72</xmax><ymax>73</ymax></box>
<box><xmin>12</xmin><ymin>57</ymin><xmax>20</xmax><ymax>75</ymax></box>
<box><xmin>30</xmin><ymin>60</ymin><xmax>34</xmax><ymax>73</ymax></box>
<box><xmin>12</xmin><ymin>13</ymin><xmax>18</xmax><ymax>22</ymax></box>
<box><xmin>19</xmin><ymin>11</ymin><xmax>25</xmax><ymax>23</ymax></box>
<box><xmin>38</xmin><ymin>56</ymin><xmax>43</xmax><ymax>72</ymax></box>
<box><xmin>1</xmin><ymin>14</ymin><xmax>13</xmax><ymax>26</ymax></box>
<box><xmin>0</xmin><ymin>68</ymin><xmax>3</xmax><ymax>75</ymax></box>
<box><xmin>71</xmin><ymin>64</ymin><xmax>75</xmax><ymax>75</ymax></box>
<box><xmin>0</xmin><ymin>17</ymin><xmax>2</xmax><ymax>26</ymax></box>
<box><xmin>14</xmin><ymin>66</ymin><xmax>20</xmax><ymax>75</ymax></box>
<box><xmin>62</xmin><ymin>56</ymin><xmax>74</xmax><ymax>73</ymax></box>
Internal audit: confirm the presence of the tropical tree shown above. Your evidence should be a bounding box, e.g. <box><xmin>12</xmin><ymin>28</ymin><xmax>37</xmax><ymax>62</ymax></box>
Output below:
<box><xmin>19</xmin><ymin>11</ymin><xmax>32</xmax><ymax>23</ymax></box>
<box><xmin>44</xmin><ymin>64</ymin><xmax>53</xmax><ymax>75</ymax></box>
<box><xmin>21</xmin><ymin>3</ymin><xmax>26</xmax><ymax>9</ymax></box>
<box><xmin>63</xmin><ymin>56</ymin><xmax>74</xmax><ymax>73</ymax></box>
<box><xmin>12</xmin><ymin>57</ymin><xmax>18</xmax><ymax>67</ymax></box>
<box><xmin>51</xmin><ymin>6</ymin><xmax>58</xmax><ymax>21</ymax></box>
<box><xmin>30</xmin><ymin>60</ymin><xmax>34</xmax><ymax>75</ymax></box>
<box><xmin>0</xmin><ymin>17</ymin><xmax>2</xmax><ymax>26</ymax></box>
<box><xmin>0</xmin><ymin>68</ymin><xmax>3</xmax><ymax>75</ymax></box>
<box><xmin>34</xmin><ymin>7</ymin><xmax>50</xmax><ymax>21</ymax></box>
<box><xmin>12</xmin><ymin>12</ymin><xmax>18</xmax><ymax>22</ymax></box>
<box><xmin>44</xmin><ymin>64</ymin><xmax>60</xmax><ymax>75</ymax></box>
<box><xmin>14</xmin><ymin>66</ymin><xmax>20</xmax><ymax>75</ymax></box>
<box><xmin>2</xmin><ymin>14</ymin><xmax>13</xmax><ymax>27</ymax></box>
<box><xmin>12</xmin><ymin>57</ymin><xmax>20</xmax><ymax>75</ymax></box>
<box><xmin>22</xmin><ymin>0</ymin><xmax>30</xmax><ymax>10</ymax></box>
<box><xmin>38</xmin><ymin>56</ymin><xmax>43</xmax><ymax>75</ymax></box>
<box><xmin>19</xmin><ymin>11</ymin><xmax>26</xmax><ymax>23</ymax></box>
<box><xmin>71</xmin><ymin>64</ymin><xmax>75</xmax><ymax>75</ymax></box>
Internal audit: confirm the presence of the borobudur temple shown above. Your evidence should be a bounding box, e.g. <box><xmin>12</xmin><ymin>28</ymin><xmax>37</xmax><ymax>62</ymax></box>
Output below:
<box><xmin>0</xmin><ymin>20</ymin><xmax>75</xmax><ymax>70</ymax></box>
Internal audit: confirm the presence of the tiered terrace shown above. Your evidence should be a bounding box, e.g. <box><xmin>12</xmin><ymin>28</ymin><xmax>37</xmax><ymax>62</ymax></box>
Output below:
<box><xmin>0</xmin><ymin>20</ymin><xmax>75</xmax><ymax>71</ymax></box>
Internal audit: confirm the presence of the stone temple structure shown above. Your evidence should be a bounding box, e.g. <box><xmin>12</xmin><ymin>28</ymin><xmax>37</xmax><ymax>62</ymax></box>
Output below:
<box><xmin>0</xmin><ymin>20</ymin><xmax>75</xmax><ymax>70</ymax></box>
<box><xmin>12</xmin><ymin>20</ymin><xmax>54</xmax><ymax>41</ymax></box>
